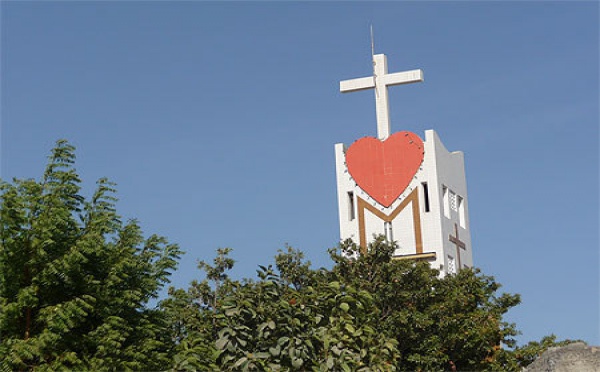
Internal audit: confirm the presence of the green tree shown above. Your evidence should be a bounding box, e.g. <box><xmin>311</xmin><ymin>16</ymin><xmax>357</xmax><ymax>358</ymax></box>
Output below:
<box><xmin>167</xmin><ymin>238</ymin><xmax>531</xmax><ymax>371</ymax></box>
<box><xmin>0</xmin><ymin>140</ymin><xmax>181</xmax><ymax>371</ymax></box>
<box><xmin>165</xmin><ymin>247</ymin><xmax>398</xmax><ymax>371</ymax></box>
<box><xmin>161</xmin><ymin>248</ymin><xmax>237</xmax><ymax>371</ymax></box>
<box><xmin>329</xmin><ymin>237</ymin><xmax>522</xmax><ymax>371</ymax></box>
<box><xmin>213</xmin><ymin>266</ymin><xmax>398</xmax><ymax>371</ymax></box>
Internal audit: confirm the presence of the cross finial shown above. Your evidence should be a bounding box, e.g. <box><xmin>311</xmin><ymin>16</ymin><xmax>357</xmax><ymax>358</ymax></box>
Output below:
<box><xmin>340</xmin><ymin>54</ymin><xmax>423</xmax><ymax>140</ymax></box>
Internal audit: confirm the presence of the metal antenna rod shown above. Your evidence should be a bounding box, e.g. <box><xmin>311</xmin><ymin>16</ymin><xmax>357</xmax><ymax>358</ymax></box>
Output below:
<box><xmin>370</xmin><ymin>25</ymin><xmax>377</xmax><ymax>98</ymax></box>
<box><xmin>370</xmin><ymin>25</ymin><xmax>375</xmax><ymax>62</ymax></box>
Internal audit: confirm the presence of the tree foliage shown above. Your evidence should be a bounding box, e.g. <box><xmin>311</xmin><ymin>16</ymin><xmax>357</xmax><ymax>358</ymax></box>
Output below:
<box><xmin>0</xmin><ymin>140</ymin><xmax>182</xmax><ymax>371</ymax></box>
<box><xmin>164</xmin><ymin>237</ymin><xmax>572</xmax><ymax>371</ymax></box>
<box><xmin>163</xmin><ymin>245</ymin><xmax>397</xmax><ymax>371</ymax></box>
<box><xmin>328</xmin><ymin>238</ymin><xmax>522</xmax><ymax>371</ymax></box>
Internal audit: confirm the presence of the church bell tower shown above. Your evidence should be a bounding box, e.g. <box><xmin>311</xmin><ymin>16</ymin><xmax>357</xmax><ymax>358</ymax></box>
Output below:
<box><xmin>334</xmin><ymin>53</ymin><xmax>473</xmax><ymax>276</ymax></box>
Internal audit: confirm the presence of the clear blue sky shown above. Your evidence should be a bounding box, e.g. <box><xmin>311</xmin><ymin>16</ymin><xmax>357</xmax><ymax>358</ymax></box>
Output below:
<box><xmin>1</xmin><ymin>2</ymin><xmax>598</xmax><ymax>346</ymax></box>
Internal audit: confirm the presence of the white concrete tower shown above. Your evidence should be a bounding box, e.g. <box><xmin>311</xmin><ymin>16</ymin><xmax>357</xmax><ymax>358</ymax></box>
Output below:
<box><xmin>334</xmin><ymin>53</ymin><xmax>473</xmax><ymax>276</ymax></box>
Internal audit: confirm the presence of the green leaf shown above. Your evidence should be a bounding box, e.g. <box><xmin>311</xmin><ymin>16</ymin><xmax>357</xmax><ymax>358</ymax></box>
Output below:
<box><xmin>269</xmin><ymin>345</ymin><xmax>281</xmax><ymax>356</ymax></box>
<box><xmin>225</xmin><ymin>307</ymin><xmax>239</xmax><ymax>316</ymax></box>
<box><xmin>236</xmin><ymin>337</ymin><xmax>247</xmax><ymax>347</ymax></box>
<box><xmin>341</xmin><ymin>362</ymin><xmax>351</xmax><ymax>372</ymax></box>
<box><xmin>215</xmin><ymin>336</ymin><xmax>229</xmax><ymax>350</ymax></box>
<box><xmin>345</xmin><ymin>324</ymin><xmax>355</xmax><ymax>334</ymax></box>
<box><xmin>291</xmin><ymin>357</ymin><xmax>303</xmax><ymax>368</ymax></box>
<box><xmin>233</xmin><ymin>357</ymin><xmax>248</xmax><ymax>368</ymax></box>
<box><xmin>326</xmin><ymin>355</ymin><xmax>334</xmax><ymax>370</ymax></box>
<box><xmin>332</xmin><ymin>345</ymin><xmax>342</xmax><ymax>356</ymax></box>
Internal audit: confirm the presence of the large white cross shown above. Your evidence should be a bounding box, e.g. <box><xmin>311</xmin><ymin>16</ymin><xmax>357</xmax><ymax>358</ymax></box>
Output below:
<box><xmin>340</xmin><ymin>54</ymin><xmax>423</xmax><ymax>140</ymax></box>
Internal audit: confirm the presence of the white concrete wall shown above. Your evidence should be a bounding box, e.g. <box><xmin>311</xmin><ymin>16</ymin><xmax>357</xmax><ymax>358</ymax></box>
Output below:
<box><xmin>334</xmin><ymin>129</ymin><xmax>472</xmax><ymax>276</ymax></box>
<box><xmin>422</xmin><ymin>130</ymin><xmax>472</xmax><ymax>275</ymax></box>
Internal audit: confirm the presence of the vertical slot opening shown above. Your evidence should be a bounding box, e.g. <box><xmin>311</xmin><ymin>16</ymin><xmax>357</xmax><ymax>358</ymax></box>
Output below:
<box><xmin>384</xmin><ymin>221</ymin><xmax>393</xmax><ymax>242</ymax></box>
<box><xmin>458</xmin><ymin>196</ymin><xmax>465</xmax><ymax>228</ymax></box>
<box><xmin>443</xmin><ymin>186</ymin><xmax>450</xmax><ymax>219</ymax></box>
<box><xmin>422</xmin><ymin>182</ymin><xmax>430</xmax><ymax>212</ymax></box>
<box><xmin>348</xmin><ymin>191</ymin><xmax>355</xmax><ymax>221</ymax></box>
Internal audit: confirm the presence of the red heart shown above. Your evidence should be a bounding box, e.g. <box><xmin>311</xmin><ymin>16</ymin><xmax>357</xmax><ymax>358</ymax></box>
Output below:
<box><xmin>346</xmin><ymin>131</ymin><xmax>424</xmax><ymax>207</ymax></box>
